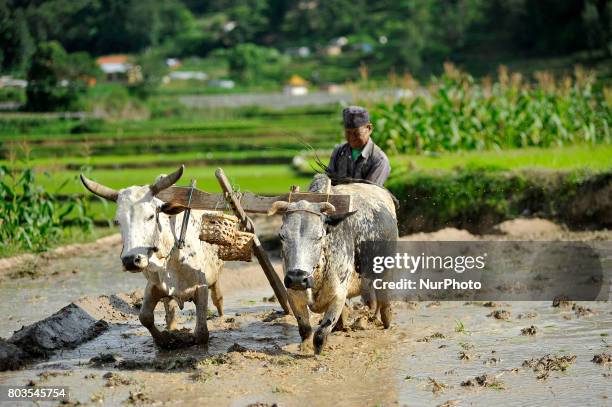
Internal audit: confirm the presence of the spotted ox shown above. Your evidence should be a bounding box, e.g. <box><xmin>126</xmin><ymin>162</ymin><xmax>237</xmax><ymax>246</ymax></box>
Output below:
<box><xmin>268</xmin><ymin>174</ymin><xmax>398</xmax><ymax>354</ymax></box>
<box><xmin>80</xmin><ymin>166</ymin><xmax>223</xmax><ymax>346</ymax></box>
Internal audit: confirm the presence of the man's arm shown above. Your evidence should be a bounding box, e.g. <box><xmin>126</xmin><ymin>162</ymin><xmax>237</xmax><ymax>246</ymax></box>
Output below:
<box><xmin>365</xmin><ymin>153</ymin><xmax>391</xmax><ymax>186</ymax></box>
<box><xmin>327</xmin><ymin>145</ymin><xmax>340</xmax><ymax>173</ymax></box>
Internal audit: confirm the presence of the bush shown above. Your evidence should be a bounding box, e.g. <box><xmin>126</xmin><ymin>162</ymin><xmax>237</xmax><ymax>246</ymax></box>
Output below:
<box><xmin>25</xmin><ymin>41</ymin><xmax>98</xmax><ymax>112</ymax></box>
<box><xmin>387</xmin><ymin>167</ymin><xmax>612</xmax><ymax>234</ymax></box>
<box><xmin>0</xmin><ymin>166</ymin><xmax>94</xmax><ymax>252</ymax></box>
<box><xmin>127</xmin><ymin>50</ymin><xmax>168</xmax><ymax>99</ymax></box>
<box><xmin>0</xmin><ymin>88</ymin><xmax>26</xmax><ymax>104</ymax></box>
<box><xmin>226</xmin><ymin>43</ymin><xmax>290</xmax><ymax>84</ymax></box>
<box><xmin>89</xmin><ymin>86</ymin><xmax>149</xmax><ymax>120</ymax></box>
<box><xmin>371</xmin><ymin>64</ymin><xmax>612</xmax><ymax>154</ymax></box>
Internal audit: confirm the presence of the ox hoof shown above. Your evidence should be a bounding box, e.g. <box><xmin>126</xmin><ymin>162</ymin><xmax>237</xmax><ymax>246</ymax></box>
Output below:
<box><xmin>155</xmin><ymin>330</ymin><xmax>197</xmax><ymax>350</ymax></box>
<box><xmin>313</xmin><ymin>333</ymin><xmax>326</xmax><ymax>355</ymax></box>
<box><xmin>194</xmin><ymin>332</ymin><xmax>210</xmax><ymax>346</ymax></box>
<box><xmin>299</xmin><ymin>341</ymin><xmax>313</xmax><ymax>353</ymax></box>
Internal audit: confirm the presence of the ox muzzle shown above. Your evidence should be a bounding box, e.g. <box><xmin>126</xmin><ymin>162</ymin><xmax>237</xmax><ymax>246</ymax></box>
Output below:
<box><xmin>284</xmin><ymin>269</ymin><xmax>314</xmax><ymax>290</ymax></box>
<box><xmin>121</xmin><ymin>247</ymin><xmax>158</xmax><ymax>272</ymax></box>
<box><xmin>122</xmin><ymin>254</ymin><xmax>148</xmax><ymax>271</ymax></box>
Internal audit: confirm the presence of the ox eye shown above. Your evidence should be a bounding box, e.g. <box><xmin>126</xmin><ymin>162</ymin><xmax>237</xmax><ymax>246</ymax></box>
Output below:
<box><xmin>147</xmin><ymin>214</ymin><xmax>155</xmax><ymax>221</ymax></box>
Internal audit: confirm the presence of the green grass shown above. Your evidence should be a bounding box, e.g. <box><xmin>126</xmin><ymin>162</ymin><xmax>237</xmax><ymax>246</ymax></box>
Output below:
<box><xmin>299</xmin><ymin>144</ymin><xmax>612</xmax><ymax>175</ymax></box>
<box><xmin>2</xmin><ymin>149</ymin><xmax>297</xmax><ymax>169</ymax></box>
<box><xmin>392</xmin><ymin>144</ymin><xmax>612</xmax><ymax>172</ymax></box>
<box><xmin>40</xmin><ymin>164</ymin><xmax>311</xmax><ymax>195</ymax></box>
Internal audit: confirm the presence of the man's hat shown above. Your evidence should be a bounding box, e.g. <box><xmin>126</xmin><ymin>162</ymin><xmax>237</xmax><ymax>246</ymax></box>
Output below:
<box><xmin>342</xmin><ymin>106</ymin><xmax>370</xmax><ymax>129</ymax></box>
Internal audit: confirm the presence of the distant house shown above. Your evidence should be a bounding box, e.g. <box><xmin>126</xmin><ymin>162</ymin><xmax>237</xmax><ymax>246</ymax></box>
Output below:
<box><xmin>284</xmin><ymin>75</ymin><xmax>309</xmax><ymax>96</ymax></box>
<box><xmin>0</xmin><ymin>76</ymin><xmax>27</xmax><ymax>88</ymax></box>
<box><xmin>96</xmin><ymin>55</ymin><xmax>139</xmax><ymax>82</ymax></box>
<box><xmin>319</xmin><ymin>45</ymin><xmax>342</xmax><ymax>57</ymax></box>
<box><xmin>166</xmin><ymin>58</ymin><xmax>182</xmax><ymax>69</ymax></box>
<box><xmin>321</xmin><ymin>83</ymin><xmax>344</xmax><ymax>94</ymax></box>
<box><xmin>168</xmin><ymin>71</ymin><xmax>208</xmax><ymax>81</ymax></box>
<box><xmin>285</xmin><ymin>46</ymin><xmax>311</xmax><ymax>58</ymax></box>
<box><xmin>208</xmin><ymin>79</ymin><xmax>235</xmax><ymax>89</ymax></box>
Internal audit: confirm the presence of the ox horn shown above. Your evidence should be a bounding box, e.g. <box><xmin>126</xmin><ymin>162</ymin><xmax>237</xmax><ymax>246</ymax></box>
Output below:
<box><xmin>80</xmin><ymin>174</ymin><xmax>118</xmax><ymax>202</ymax></box>
<box><xmin>317</xmin><ymin>202</ymin><xmax>336</xmax><ymax>214</ymax></box>
<box><xmin>267</xmin><ymin>201</ymin><xmax>290</xmax><ymax>216</ymax></box>
<box><xmin>150</xmin><ymin>165</ymin><xmax>185</xmax><ymax>196</ymax></box>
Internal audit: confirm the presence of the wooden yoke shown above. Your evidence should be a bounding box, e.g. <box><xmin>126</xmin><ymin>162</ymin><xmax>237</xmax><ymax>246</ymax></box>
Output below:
<box><xmin>155</xmin><ymin>166</ymin><xmax>353</xmax><ymax>317</ymax></box>
<box><xmin>156</xmin><ymin>188</ymin><xmax>351</xmax><ymax>214</ymax></box>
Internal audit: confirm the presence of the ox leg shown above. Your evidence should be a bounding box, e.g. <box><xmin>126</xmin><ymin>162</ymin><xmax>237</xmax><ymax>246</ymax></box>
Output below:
<box><xmin>193</xmin><ymin>281</ymin><xmax>210</xmax><ymax>346</ymax></box>
<box><xmin>139</xmin><ymin>283</ymin><xmax>164</xmax><ymax>343</ymax></box>
<box><xmin>287</xmin><ymin>291</ymin><xmax>312</xmax><ymax>352</ymax></box>
<box><xmin>375</xmin><ymin>291</ymin><xmax>392</xmax><ymax>329</ymax></box>
<box><xmin>313</xmin><ymin>294</ymin><xmax>345</xmax><ymax>355</ymax></box>
<box><xmin>332</xmin><ymin>303</ymin><xmax>350</xmax><ymax>332</ymax></box>
<box><xmin>210</xmin><ymin>281</ymin><xmax>224</xmax><ymax>317</ymax></box>
<box><xmin>361</xmin><ymin>277</ymin><xmax>377</xmax><ymax>311</ymax></box>
<box><xmin>163</xmin><ymin>298</ymin><xmax>179</xmax><ymax>331</ymax></box>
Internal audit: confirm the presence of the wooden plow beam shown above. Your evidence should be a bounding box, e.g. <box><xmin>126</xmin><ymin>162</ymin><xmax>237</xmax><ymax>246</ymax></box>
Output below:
<box><xmin>156</xmin><ymin>187</ymin><xmax>352</xmax><ymax>214</ymax></box>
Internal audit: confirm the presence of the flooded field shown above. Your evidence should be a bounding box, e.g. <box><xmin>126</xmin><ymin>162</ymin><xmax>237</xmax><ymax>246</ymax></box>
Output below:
<box><xmin>0</xmin><ymin>220</ymin><xmax>610</xmax><ymax>406</ymax></box>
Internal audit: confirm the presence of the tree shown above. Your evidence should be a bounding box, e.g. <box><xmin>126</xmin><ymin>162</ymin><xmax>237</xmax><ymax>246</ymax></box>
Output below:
<box><xmin>25</xmin><ymin>41</ymin><xmax>94</xmax><ymax>111</ymax></box>
<box><xmin>127</xmin><ymin>49</ymin><xmax>168</xmax><ymax>99</ymax></box>
<box><xmin>227</xmin><ymin>43</ymin><xmax>289</xmax><ymax>83</ymax></box>
<box><xmin>0</xmin><ymin>2</ymin><xmax>34</xmax><ymax>73</ymax></box>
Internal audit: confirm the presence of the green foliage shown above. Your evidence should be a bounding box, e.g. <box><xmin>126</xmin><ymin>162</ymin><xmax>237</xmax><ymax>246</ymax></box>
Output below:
<box><xmin>371</xmin><ymin>65</ymin><xmax>612</xmax><ymax>154</ymax></box>
<box><xmin>25</xmin><ymin>41</ymin><xmax>97</xmax><ymax>111</ymax></box>
<box><xmin>127</xmin><ymin>49</ymin><xmax>169</xmax><ymax>99</ymax></box>
<box><xmin>386</xmin><ymin>167</ymin><xmax>612</xmax><ymax>234</ymax></box>
<box><xmin>0</xmin><ymin>87</ymin><xmax>25</xmax><ymax>104</ymax></box>
<box><xmin>226</xmin><ymin>43</ymin><xmax>289</xmax><ymax>84</ymax></box>
<box><xmin>0</xmin><ymin>3</ymin><xmax>34</xmax><ymax>73</ymax></box>
<box><xmin>0</xmin><ymin>165</ymin><xmax>93</xmax><ymax>253</ymax></box>
<box><xmin>2</xmin><ymin>0</ymin><xmax>611</xmax><ymax>77</ymax></box>
<box><xmin>89</xmin><ymin>85</ymin><xmax>149</xmax><ymax>120</ymax></box>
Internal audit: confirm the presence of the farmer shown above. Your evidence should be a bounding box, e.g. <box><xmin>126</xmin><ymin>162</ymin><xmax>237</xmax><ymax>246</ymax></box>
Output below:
<box><xmin>327</xmin><ymin>106</ymin><xmax>391</xmax><ymax>186</ymax></box>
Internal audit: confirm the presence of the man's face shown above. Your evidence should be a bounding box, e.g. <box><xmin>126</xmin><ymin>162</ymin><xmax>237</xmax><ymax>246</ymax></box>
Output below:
<box><xmin>344</xmin><ymin>123</ymin><xmax>372</xmax><ymax>149</ymax></box>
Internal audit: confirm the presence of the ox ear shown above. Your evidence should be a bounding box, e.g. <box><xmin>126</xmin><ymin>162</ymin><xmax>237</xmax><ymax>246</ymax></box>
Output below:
<box><xmin>160</xmin><ymin>202</ymin><xmax>187</xmax><ymax>215</ymax></box>
<box><xmin>324</xmin><ymin>210</ymin><xmax>357</xmax><ymax>227</ymax></box>
<box><xmin>268</xmin><ymin>201</ymin><xmax>289</xmax><ymax>216</ymax></box>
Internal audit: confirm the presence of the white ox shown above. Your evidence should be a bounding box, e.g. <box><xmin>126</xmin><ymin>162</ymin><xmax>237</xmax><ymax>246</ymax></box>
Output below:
<box><xmin>80</xmin><ymin>166</ymin><xmax>223</xmax><ymax>346</ymax></box>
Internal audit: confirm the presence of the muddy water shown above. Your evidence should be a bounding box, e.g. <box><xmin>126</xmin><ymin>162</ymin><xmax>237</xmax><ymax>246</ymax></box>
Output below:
<box><xmin>394</xmin><ymin>301</ymin><xmax>611</xmax><ymax>406</ymax></box>
<box><xmin>0</xmin><ymin>244</ymin><xmax>141</xmax><ymax>338</ymax></box>
<box><xmin>0</xmin><ymin>227</ymin><xmax>611</xmax><ymax>406</ymax></box>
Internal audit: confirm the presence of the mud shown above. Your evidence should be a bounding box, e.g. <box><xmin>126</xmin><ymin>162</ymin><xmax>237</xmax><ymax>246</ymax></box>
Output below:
<box><xmin>8</xmin><ymin>303</ymin><xmax>108</xmax><ymax>359</ymax></box>
<box><xmin>522</xmin><ymin>354</ymin><xmax>577</xmax><ymax>380</ymax></box>
<box><xmin>520</xmin><ymin>325</ymin><xmax>538</xmax><ymax>336</ymax></box>
<box><xmin>0</xmin><ymin>218</ymin><xmax>610</xmax><ymax>406</ymax></box>
<box><xmin>592</xmin><ymin>352</ymin><xmax>612</xmax><ymax>365</ymax></box>
<box><xmin>460</xmin><ymin>374</ymin><xmax>506</xmax><ymax>389</ymax></box>
<box><xmin>488</xmin><ymin>310</ymin><xmax>512</xmax><ymax>320</ymax></box>
<box><xmin>0</xmin><ymin>339</ymin><xmax>26</xmax><ymax>371</ymax></box>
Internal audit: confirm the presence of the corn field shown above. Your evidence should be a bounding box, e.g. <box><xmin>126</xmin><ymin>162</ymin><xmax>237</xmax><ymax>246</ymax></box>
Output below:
<box><xmin>370</xmin><ymin>64</ymin><xmax>612</xmax><ymax>154</ymax></box>
<box><xmin>0</xmin><ymin>166</ymin><xmax>93</xmax><ymax>253</ymax></box>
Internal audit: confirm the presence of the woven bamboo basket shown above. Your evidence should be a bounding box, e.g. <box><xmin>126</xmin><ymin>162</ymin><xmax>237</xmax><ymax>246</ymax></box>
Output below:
<box><xmin>200</xmin><ymin>213</ymin><xmax>238</xmax><ymax>246</ymax></box>
<box><xmin>217</xmin><ymin>230</ymin><xmax>254</xmax><ymax>262</ymax></box>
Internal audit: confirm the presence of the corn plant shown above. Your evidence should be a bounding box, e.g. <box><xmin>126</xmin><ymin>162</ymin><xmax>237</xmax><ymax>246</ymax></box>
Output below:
<box><xmin>371</xmin><ymin>64</ymin><xmax>611</xmax><ymax>154</ymax></box>
<box><xmin>0</xmin><ymin>165</ymin><xmax>93</xmax><ymax>253</ymax></box>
